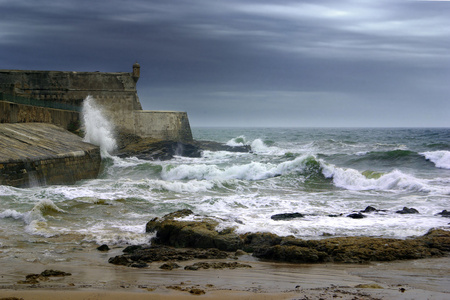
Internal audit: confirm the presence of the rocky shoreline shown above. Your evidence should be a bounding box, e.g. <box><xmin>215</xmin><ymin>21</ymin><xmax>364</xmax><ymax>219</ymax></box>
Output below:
<box><xmin>107</xmin><ymin>209</ymin><xmax>450</xmax><ymax>268</ymax></box>
<box><xmin>116</xmin><ymin>133</ymin><xmax>251</xmax><ymax>161</ymax></box>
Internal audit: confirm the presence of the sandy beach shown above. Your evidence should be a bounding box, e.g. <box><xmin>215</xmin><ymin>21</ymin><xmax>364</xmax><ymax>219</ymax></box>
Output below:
<box><xmin>1</xmin><ymin>243</ymin><xmax>449</xmax><ymax>300</ymax></box>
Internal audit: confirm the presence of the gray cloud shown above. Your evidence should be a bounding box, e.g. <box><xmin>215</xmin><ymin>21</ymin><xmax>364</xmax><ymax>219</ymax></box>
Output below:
<box><xmin>1</xmin><ymin>0</ymin><xmax>449</xmax><ymax>127</ymax></box>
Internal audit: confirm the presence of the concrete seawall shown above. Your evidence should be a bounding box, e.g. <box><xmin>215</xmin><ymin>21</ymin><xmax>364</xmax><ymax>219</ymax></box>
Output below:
<box><xmin>0</xmin><ymin>123</ymin><xmax>101</xmax><ymax>187</ymax></box>
<box><xmin>134</xmin><ymin>111</ymin><xmax>193</xmax><ymax>142</ymax></box>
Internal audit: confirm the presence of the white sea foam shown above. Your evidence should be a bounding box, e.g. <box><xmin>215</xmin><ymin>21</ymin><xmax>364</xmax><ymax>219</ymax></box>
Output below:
<box><xmin>160</xmin><ymin>154</ymin><xmax>316</xmax><ymax>181</ymax></box>
<box><xmin>0</xmin><ymin>209</ymin><xmax>24</xmax><ymax>220</ymax></box>
<box><xmin>321</xmin><ymin>164</ymin><xmax>432</xmax><ymax>192</ymax></box>
<box><xmin>250</xmin><ymin>139</ymin><xmax>284</xmax><ymax>155</ymax></box>
<box><xmin>79</xmin><ymin>222</ymin><xmax>151</xmax><ymax>245</ymax></box>
<box><xmin>23</xmin><ymin>199</ymin><xmax>65</xmax><ymax>224</ymax></box>
<box><xmin>82</xmin><ymin>95</ymin><xmax>117</xmax><ymax>155</ymax></box>
<box><xmin>421</xmin><ymin>150</ymin><xmax>450</xmax><ymax>169</ymax></box>
<box><xmin>226</xmin><ymin>135</ymin><xmax>247</xmax><ymax>146</ymax></box>
<box><xmin>152</xmin><ymin>179</ymin><xmax>215</xmax><ymax>193</ymax></box>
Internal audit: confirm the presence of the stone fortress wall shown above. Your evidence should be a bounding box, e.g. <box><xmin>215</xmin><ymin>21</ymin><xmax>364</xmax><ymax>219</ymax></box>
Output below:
<box><xmin>0</xmin><ymin>63</ymin><xmax>193</xmax><ymax>142</ymax></box>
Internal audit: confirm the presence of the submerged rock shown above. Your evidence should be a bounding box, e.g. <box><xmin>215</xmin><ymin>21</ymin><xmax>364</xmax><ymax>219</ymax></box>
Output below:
<box><xmin>108</xmin><ymin>245</ymin><xmax>231</xmax><ymax>267</ymax></box>
<box><xmin>437</xmin><ymin>210</ymin><xmax>450</xmax><ymax>218</ymax></box>
<box><xmin>18</xmin><ymin>269</ymin><xmax>71</xmax><ymax>284</ymax></box>
<box><xmin>160</xmin><ymin>262</ymin><xmax>181</xmax><ymax>270</ymax></box>
<box><xmin>271</xmin><ymin>212</ymin><xmax>305</xmax><ymax>221</ymax></box>
<box><xmin>347</xmin><ymin>212</ymin><xmax>366</xmax><ymax>219</ymax></box>
<box><xmin>184</xmin><ymin>262</ymin><xmax>251</xmax><ymax>270</ymax></box>
<box><xmin>116</xmin><ymin>135</ymin><xmax>250</xmax><ymax>161</ymax></box>
<box><xmin>97</xmin><ymin>244</ymin><xmax>110</xmax><ymax>251</ymax></box>
<box><xmin>396</xmin><ymin>207</ymin><xmax>419</xmax><ymax>214</ymax></box>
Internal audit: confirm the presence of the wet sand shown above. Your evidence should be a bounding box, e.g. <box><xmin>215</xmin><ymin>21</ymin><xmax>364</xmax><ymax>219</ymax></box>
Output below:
<box><xmin>0</xmin><ymin>244</ymin><xmax>449</xmax><ymax>299</ymax></box>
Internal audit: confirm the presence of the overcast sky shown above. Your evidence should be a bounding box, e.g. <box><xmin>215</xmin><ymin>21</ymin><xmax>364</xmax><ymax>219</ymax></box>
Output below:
<box><xmin>1</xmin><ymin>0</ymin><xmax>449</xmax><ymax>127</ymax></box>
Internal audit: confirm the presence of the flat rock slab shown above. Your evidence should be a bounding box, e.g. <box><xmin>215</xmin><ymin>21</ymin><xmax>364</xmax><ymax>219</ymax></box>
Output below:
<box><xmin>0</xmin><ymin>123</ymin><xmax>101</xmax><ymax>187</ymax></box>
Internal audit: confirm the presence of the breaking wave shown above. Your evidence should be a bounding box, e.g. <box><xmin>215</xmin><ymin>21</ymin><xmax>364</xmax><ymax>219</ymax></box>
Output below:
<box><xmin>82</xmin><ymin>95</ymin><xmax>117</xmax><ymax>155</ymax></box>
<box><xmin>322</xmin><ymin>165</ymin><xmax>439</xmax><ymax>193</ymax></box>
<box><xmin>421</xmin><ymin>150</ymin><xmax>450</xmax><ymax>169</ymax></box>
<box><xmin>161</xmin><ymin>154</ymin><xmax>321</xmax><ymax>181</ymax></box>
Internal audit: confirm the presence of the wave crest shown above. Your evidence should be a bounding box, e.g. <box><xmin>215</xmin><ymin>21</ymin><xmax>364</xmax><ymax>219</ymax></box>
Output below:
<box><xmin>322</xmin><ymin>165</ymin><xmax>432</xmax><ymax>192</ymax></box>
<box><xmin>421</xmin><ymin>150</ymin><xmax>450</xmax><ymax>169</ymax></box>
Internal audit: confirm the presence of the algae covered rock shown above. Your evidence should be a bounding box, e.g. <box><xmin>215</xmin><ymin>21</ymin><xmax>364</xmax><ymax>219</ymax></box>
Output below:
<box><xmin>146</xmin><ymin>209</ymin><xmax>244</xmax><ymax>251</ymax></box>
<box><xmin>118</xmin><ymin>210</ymin><xmax>450</xmax><ymax>267</ymax></box>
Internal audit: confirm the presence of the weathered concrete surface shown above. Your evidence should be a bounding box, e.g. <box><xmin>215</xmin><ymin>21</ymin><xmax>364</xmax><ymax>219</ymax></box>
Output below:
<box><xmin>0</xmin><ymin>123</ymin><xmax>101</xmax><ymax>187</ymax></box>
<box><xmin>134</xmin><ymin>111</ymin><xmax>193</xmax><ymax>142</ymax></box>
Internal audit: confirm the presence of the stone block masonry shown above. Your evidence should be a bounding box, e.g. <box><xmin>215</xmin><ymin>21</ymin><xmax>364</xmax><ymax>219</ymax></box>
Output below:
<box><xmin>0</xmin><ymin>123</ymin><xmax>101</xmax><ymax>187</ymax></box>
<box><xmin>0</xmin><ymin>64</ymin><xmax>193</xmax><ymax>142</ymax></box>
<box><xmin>134</xmin><ymin>111</ymin><xmax>193</xmax><ymax>142</ymax></box>
<box><xmin>0</xmin><ymin>101</ymin><xmax>79</xmax><ymax>130</ymax></box>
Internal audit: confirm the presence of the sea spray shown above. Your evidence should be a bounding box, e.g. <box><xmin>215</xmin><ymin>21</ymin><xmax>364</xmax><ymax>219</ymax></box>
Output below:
<box><xmin>82</xmin><ymin>95</ymin><xmax>117</xmax><ymax>155</ymax></box>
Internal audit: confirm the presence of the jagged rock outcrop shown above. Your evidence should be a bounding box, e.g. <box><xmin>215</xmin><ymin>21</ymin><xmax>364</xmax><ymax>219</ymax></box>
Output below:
<box><xmin>117</xmin><ymin>137</ymin><xmax>251</xmax><ymax>161</ymax></box>
<box><xmin>139</xmin><ymin>210</ymin><xmax>450</xmax><ymax>264</ymax></box>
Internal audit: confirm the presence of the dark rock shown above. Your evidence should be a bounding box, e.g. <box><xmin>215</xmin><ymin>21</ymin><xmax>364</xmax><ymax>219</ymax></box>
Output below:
<box><xmin>146</xmin><ymin>210</ymin><xmax>243</xmax><ymax>251</ymax></box>
<box><xmin>40</xmin><ymin>269</ymin><xmax>71</xmax><ymax>277</ymax></box>
<box><xmin>18</xmin><ymin>270</ymin><xmax>71</xmax><ymax>284</ymax></box>
<box><xmin>253</xmin><ymin>245</ymin><xmax>326</xmax><ymax>263</ymax></box>
<box><xmin>108</xmin><ymin>255</ymin><xmax>131</xmax><ymax>266</ymax></box>
<box><xmin>271</xmin><ymin>212</ymin><xmax>304</xmax><ymax>221</ymax></box>
<box><xmin>97</xmin><ymin>244</ymin><xmax>110</xmax><ymax>251</ymax></box>
<box><xmin>108</xmin><ymin>245</ymin><xmax>231</xmax><ymax>267</ymax></box>
<box><xmin>396</xmin><ymin>207</ymin><xmax>419</xmax><ymax>214</ymax></box>
<box><xmin>437</xmin><ymin>210</ymin><xmax>450</xmax><ymax>218</ymax></box>
<box><xmin>190</xmin><ymin>288</ymin><xmax>206</xmax><ymax>295</ymax></box>
<box><xmin>193</xmin><ymin>140</ymin><xmax>251</xmax><ymax>153</ymax></box>
<box><xmin>361</xmin><ymin>206</ymin><xmax>378</xmax><ymax>213</ymax></box>
<box><xmin>113</xmin><ymin>210</ymin><xmax>450</xmax><ymax>267</ymax></box>
<box><xmin>130</xmin><ymin>262</ymin><xmax>148</xmax><ymax>268</ymax></box>
<box><xmin>123</xmin><ymin>245</ymin><xmax>143</xmax><ymax>253</ymax></box>
<box><xmin>159</xmin><ymin>262</ymin><xmax>181</xmax><ymax>270</ymax></box>
<box><xmin>184</xmin><ymin>262</ymin><xmax>251</xmax><ymax>270</ymax></box>
<box><xmin>117</xmin><ymin>139</ymin><xmax>201</xmax><ymax>161</ymax></box>
<box><xmin>347</xmin><ymin>212</ymin><xmax>366</xmax><ymax>219</ymax></box>
<box><xmin>241</xmin><ymin>232</ymin><xmax>282</xmax><ymax>253</ymax></box>
<box><xmin>117</xmin><ymin>137</ymin><xmax>251</xmax><ymax>161</ymax></box>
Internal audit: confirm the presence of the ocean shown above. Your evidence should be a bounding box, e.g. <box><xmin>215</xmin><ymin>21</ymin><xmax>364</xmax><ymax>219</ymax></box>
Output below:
<box><xmin>1</xmin><ymin>121</ymin><xmax>449</xmax><ymax>261</ymax></box>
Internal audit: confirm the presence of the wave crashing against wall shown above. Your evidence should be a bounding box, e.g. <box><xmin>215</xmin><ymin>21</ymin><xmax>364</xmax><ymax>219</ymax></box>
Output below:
<box><xmin>82</xmin><ymin>95</ymin><xmax>117</xmax><ymax>155</ymax></box>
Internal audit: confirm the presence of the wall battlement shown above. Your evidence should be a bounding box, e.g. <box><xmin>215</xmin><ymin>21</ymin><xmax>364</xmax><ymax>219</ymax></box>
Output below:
<box><xmin>0</xmin><ymin>64</ymin><xmax>193</xmax><ymax>142</ymax></box>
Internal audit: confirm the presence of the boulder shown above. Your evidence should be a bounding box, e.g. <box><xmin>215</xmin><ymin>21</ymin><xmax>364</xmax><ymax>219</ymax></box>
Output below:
<box><xmin>396</xmin><ymin>207</ymin><xmax>419</xmax><ymax>214</ymax></box>
<box><xmin>146</xmin><ymin>209</ymin><xmax>244</xmax><ymax>251</ymax></box>
<box><xmin>437</xmin><ymin>210</ymin><xmax>450</xmax><ymax>218</ymax></box>
<box><xmin>271</xmin><ymin>212</ymin><xmax>304</xmax><ymax>221</ymax></box>
<box><xmin>347</xmin><ymin>212</ymin><xmax>366</xmax><ymax>219</ymax></box>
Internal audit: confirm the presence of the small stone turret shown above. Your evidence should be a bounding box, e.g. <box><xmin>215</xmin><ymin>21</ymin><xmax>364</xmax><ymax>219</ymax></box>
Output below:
<box><xmin>132</xmin><ymin>62</ymin><xmax>140</xmax><ymax>82</ymax></box>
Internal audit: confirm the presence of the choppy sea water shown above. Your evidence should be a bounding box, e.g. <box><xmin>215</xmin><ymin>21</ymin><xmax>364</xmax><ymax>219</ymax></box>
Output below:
<box><xmin>1</xmin><ymin>126</ymin><xmax>449</xmax><ymax>255</ymax></box>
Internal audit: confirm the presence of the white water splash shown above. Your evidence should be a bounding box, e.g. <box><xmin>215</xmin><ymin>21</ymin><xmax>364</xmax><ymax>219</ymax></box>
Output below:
<box><xmin>421</xmin><ymin>150</ymin><xmax>450</xmax><ymax>169</ymax></box>
<box><xmin>82</xmin><ymin>95</ymin><xmax>117</xmax><ymax>155</ymax></box>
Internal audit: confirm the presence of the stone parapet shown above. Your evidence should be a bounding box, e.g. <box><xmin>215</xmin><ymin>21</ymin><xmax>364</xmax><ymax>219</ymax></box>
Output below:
<box><xmin>0</xmin><ymin>101</ymin><xmax>80</xmax><ymax>131</ymax></box>
<box><xmin>0</xmin><ymin>123</ymin><xmax>101</xmax><ymax>187</ymax></box>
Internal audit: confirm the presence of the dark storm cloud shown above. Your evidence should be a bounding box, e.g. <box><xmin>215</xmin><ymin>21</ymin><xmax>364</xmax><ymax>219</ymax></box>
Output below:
<box><xmin>1</xmin><ymin>0</ymin><xmax>449</xmax><ymax>127</ymax></box>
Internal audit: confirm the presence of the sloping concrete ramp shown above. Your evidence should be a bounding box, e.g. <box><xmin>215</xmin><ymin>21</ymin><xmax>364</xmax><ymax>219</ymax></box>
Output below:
<box><xmin>0</xmin><ymin>123</ymin><xmax>101</xmax><ymax>187</ymax></box>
